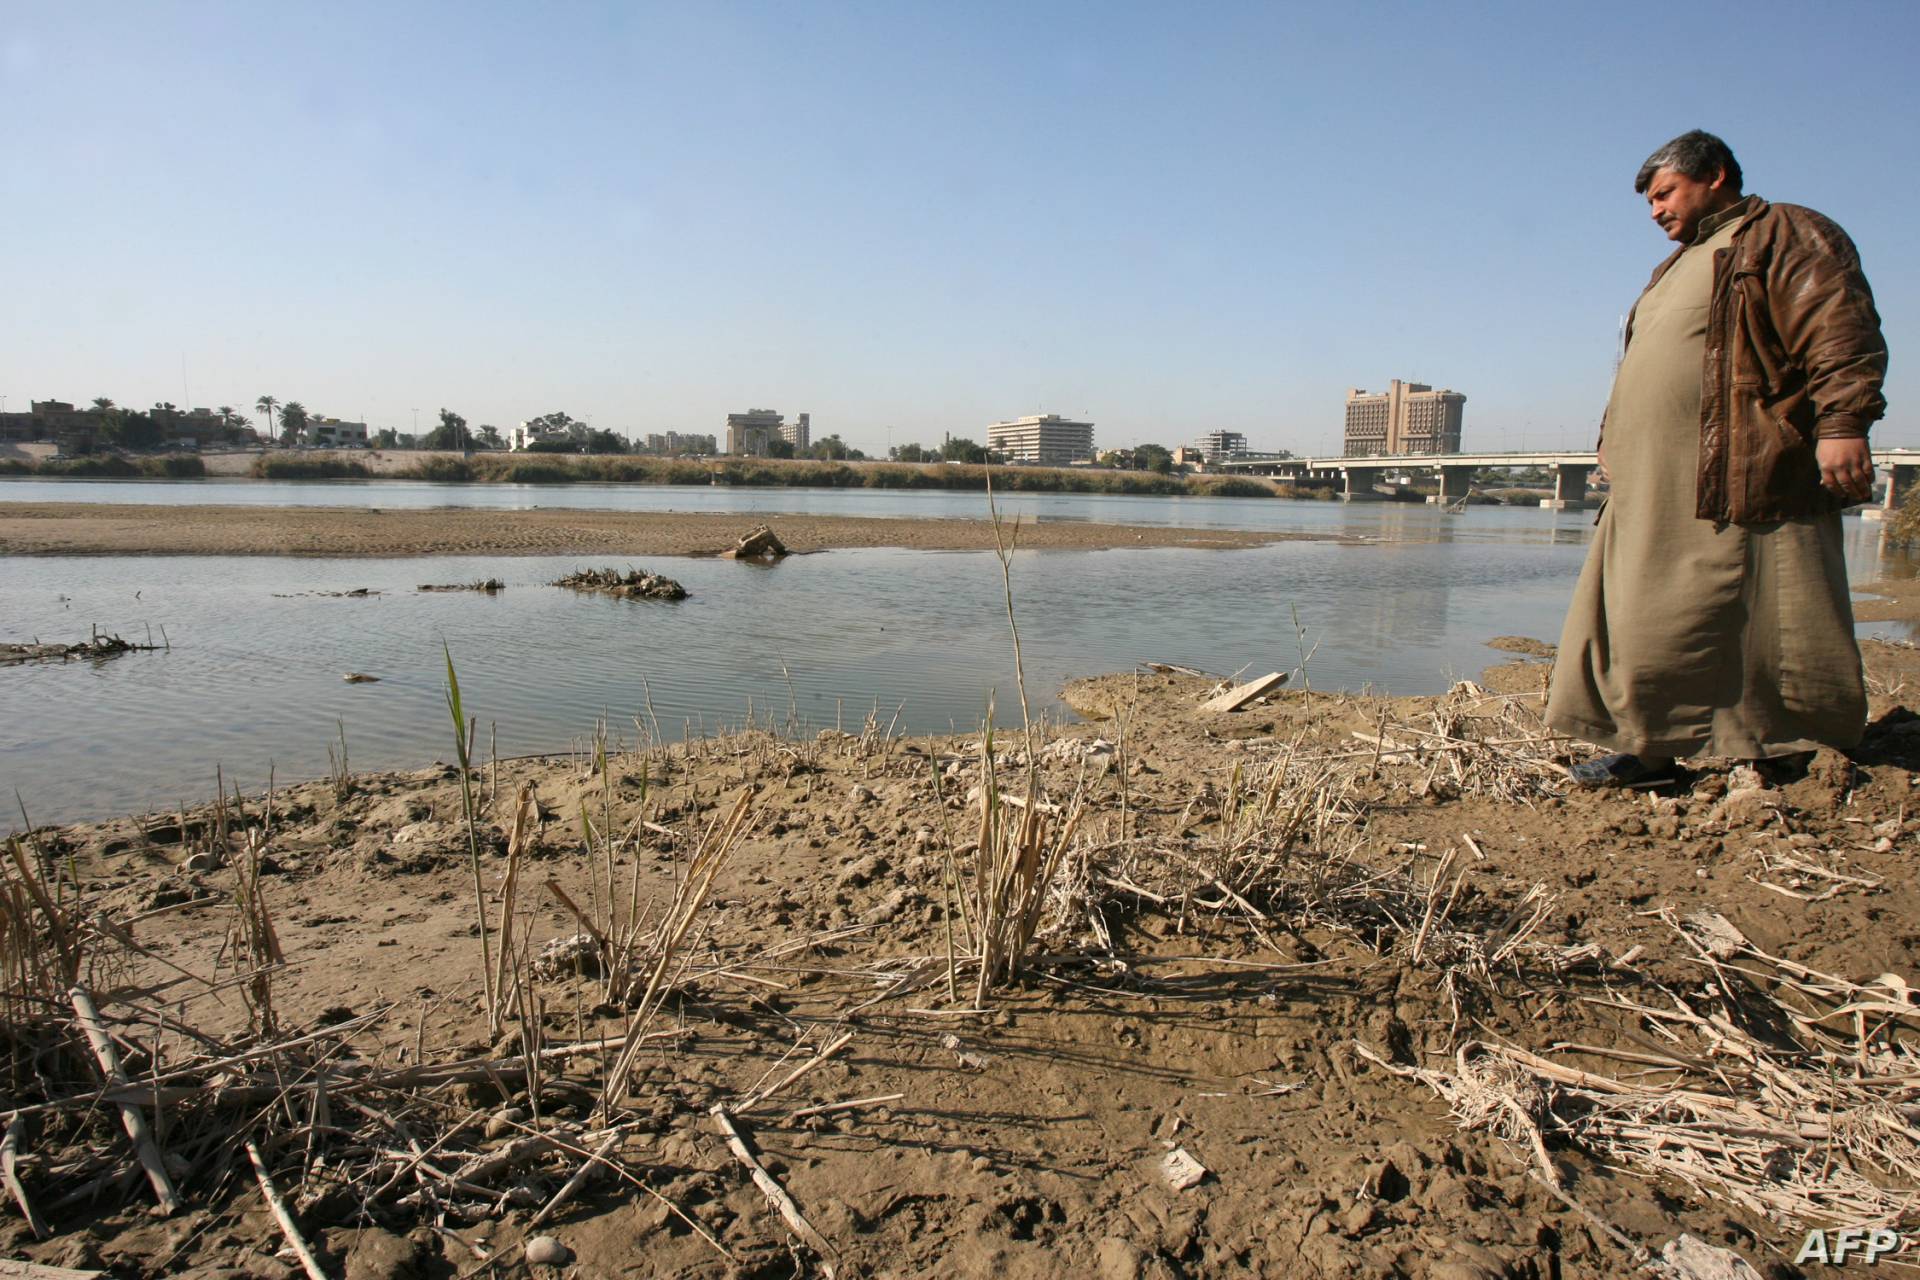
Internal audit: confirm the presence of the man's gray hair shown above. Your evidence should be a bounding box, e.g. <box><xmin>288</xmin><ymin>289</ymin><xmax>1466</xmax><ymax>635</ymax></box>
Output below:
<box><xmin>1634</xmin><ymin>130</ymin><xmax>1743</xmax><ymax>195</ymax></box>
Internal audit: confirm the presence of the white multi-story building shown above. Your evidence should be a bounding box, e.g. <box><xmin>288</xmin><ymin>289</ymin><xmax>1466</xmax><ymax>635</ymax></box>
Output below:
<box><xmin>307</xmin><ymin>416</ymin><xmax>369</xmax><ymax>448</ymax></box>
<box><xmin>1192</xmin><ymin>430</ymin><xmax>1248</xmax><ymax>462</ymax></box>
<box><xmin>985</xmin><ymin>414</ymin><xmax>1095</xmax><ymax>466</ymax></box>
<box><xmin>509</xmin><ymin>419</ymin><xmax>590</xmax><ymax>450</ymax></box>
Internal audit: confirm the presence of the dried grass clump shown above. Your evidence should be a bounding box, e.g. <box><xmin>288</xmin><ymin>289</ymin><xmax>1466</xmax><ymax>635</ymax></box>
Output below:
<box><xmin>0</xmin><ymin>787</ymin><xmax>756</xmax><ymax>1256</ymax></box>
<box><xmin>1361</xmin><ymin>912</ymin><xmax>1920</xmax><ymax>1231</ymax></box>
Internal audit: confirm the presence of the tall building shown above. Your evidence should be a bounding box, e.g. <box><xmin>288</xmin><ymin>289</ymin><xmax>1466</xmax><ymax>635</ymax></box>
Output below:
<box><xmin>986</xmin><ymin>414</ymin><xmax>1095</xmax><ymax>466</ymax></box>
<box><xmin>725</xmin><ymin>408</ymin><xmax>783</xmax><ymax>456</ymax></box>
<box><xmin>1192</xmin><ymin>429</ymin><xmax>1248</xmax><ymax>462</ymax></box>
<box><xmin>645</xmin><ymin>431</ymin><xmax>717</xmax><ymax>455</ymax></box>
<box><xmin>778</xmin><ymin>412</ymin><xmax>811</xmax><ymax>452</ymax></box>
<box><xmin>1343</xmin><ymin>381</ymin><xmax>1465</xmax><ymax>457</ymax></box>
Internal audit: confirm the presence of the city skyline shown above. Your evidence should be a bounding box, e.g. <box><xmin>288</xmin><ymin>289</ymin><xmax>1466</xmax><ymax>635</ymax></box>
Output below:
<box><xmin>4</xmin><ymin>3</ymin><xmax>1913</xmax><ymax>458</ymax></box>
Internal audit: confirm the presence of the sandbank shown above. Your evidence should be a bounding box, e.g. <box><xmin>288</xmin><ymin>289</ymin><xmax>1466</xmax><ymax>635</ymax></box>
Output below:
<box><xmin>0</xmin><ymin>501</ymin><xmax>1310</xmax><ymax>557</ymax></box>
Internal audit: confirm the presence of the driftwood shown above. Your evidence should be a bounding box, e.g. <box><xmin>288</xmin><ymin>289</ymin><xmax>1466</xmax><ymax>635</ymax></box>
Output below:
<box><xmin>1198</xmin><ymin>672</ymin><xmax>1288</xmax><ymax>713</ymax></box>
<box><xmin>528</xmin><ymin>1130</ymin><xmax>622</xmax><ymax>1228</ymax></box>
<box><xmin>0</xmin><ymin>633</ymin><xmax>160</xmax><ymax>667</ymax></box>
<box><xmin>246</xmin><ymin>1141</ymin><xmax>328</xmax><ymax>1280</ymax></box>
<box><xmin>67</xmin><ymin>987</ymin><xmax>182</xmax><ymax>1215</ymax></box>
<box><xmin>722</xmin><ymin>525</ymin><xmax>789</xmax><ymax>560</ymax></box>
<box><xmin>1</xmin><ymin>1115</ymin><xmax>48</xmax><ymax>1239</ymax></box>
<box><xmin>710</xmin><ymin>1105</ymin><xmax>838</xmax><ymax>1276</ymax></box>
<box><xmin>552</xmin><ymin>568</ymin><xmax>688</xmax><ymax>601</ymax></box>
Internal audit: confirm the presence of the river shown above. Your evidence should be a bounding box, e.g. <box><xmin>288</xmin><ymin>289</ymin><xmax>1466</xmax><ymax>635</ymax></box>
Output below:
<box><xmin>2</xmin><ymin>478</ymin><xmax>1911</xmax><ymax>823</ymax></box>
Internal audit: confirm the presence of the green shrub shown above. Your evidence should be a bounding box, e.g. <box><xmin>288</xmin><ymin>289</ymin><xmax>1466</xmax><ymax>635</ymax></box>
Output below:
<box><xmin>403</xmin><ymin>456</ymin><xmax>476</xmax><ymax>482</ymax></box>
<box><xmin>501</xmin><ymin>460</ymin><xmax>579</xmax><ymax>484</ymax></box>
<box><xmin>252</xmin><ymin>454</ymin><xmax>373</xmax><ymax>480</ymax></box>
<box><xmin>656</xmin><ymin>460</ymin><xmax>713</xmax><ymax>485</ymax></box>
<box><xmin>716</xmin><ymin>460</ymin><xmax>784</xmax><ymax>486</ymax></box>
<box><xmin>37</xmin><ymin>455</ymin><xmax>141</xmax><ymax>477</ymax></box>
<box><xmin>862</xmin><ymin>465</ymin><xmax>944</xmax><ymax>490</ymax></box>
<box><xmin>139</xmin><ymin>455</ymin><xmax>207</xmax><ymax>478</ymax></box>
<box><xmin>1189</xmin><ymin>477</ymin><xmax>1275</xmax><ymax>498</ymax></box>
<box><xmin>0</xmin><ymin>458</ymin><xmax>35</xmax><ymax>475</ymax></box>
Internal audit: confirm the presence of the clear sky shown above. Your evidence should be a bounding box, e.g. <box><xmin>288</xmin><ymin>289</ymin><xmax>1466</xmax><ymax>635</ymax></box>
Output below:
<box><xmin>5</xmin><ymin>1</ymin><xmax>1913</xmax><ymax>456</ymax></box>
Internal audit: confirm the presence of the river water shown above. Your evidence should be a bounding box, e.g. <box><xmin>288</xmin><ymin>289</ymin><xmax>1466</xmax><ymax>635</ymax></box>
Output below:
<box><xmin>2</xmin><ymin>479</ymin><xmax>1912</xmax><ymax>823</ymax></box>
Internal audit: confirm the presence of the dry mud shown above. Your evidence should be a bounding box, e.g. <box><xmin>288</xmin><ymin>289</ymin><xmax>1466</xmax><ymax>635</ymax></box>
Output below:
<box><xmin>6</xmin><ymin>641</ymin><xmax>1920</xmax><ymax>1278</ymax></box>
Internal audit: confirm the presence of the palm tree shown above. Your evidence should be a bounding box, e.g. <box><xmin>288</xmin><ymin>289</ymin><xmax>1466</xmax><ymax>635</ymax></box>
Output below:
<box><xmin>255</xmin><ymin>396</ymin><xmax>279</xmax><ymax>447</ymax></box>
<box><xmin>91</xmin><ymin>397</ymin><xmax>114</xmax><ymax>412</ymax></box>
<box><xmin>278</xmin><ymin>401</ymin><xmax>308</xmax><ymax>446</ymax></box>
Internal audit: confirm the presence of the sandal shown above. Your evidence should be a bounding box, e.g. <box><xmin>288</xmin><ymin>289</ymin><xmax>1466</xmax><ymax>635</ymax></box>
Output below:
<box><xmin>1568</xmin><ymin>752</ymin><xmax>1675</xmax><ymax>789</ymax></box>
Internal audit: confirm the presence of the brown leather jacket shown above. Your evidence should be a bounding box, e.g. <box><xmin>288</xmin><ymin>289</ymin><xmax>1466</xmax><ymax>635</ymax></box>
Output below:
<box><xmin>1613</xmin><ymin>195</ymin><xmax>1888</xmax><ymax>523</ymax></box>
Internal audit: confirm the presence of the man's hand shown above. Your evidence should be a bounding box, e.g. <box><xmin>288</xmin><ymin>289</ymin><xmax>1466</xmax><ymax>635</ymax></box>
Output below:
<box><xmin>1816</xmin><ymin>437</ymin><xmax>1874</xmax><ymax>502</ymax></box>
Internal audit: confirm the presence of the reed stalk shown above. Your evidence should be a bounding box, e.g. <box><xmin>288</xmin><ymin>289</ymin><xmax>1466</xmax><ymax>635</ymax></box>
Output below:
<box><xmin>443</xmin><ymin>646</ymin><xmax>498</xmax><ymax>1034</ymax></box>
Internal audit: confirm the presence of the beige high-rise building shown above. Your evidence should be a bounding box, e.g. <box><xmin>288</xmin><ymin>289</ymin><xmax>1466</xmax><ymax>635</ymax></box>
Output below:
<box><xmin>1343</xmin><ymin>381</ymin><xmax>1465</xmax><ymax>456</ymax></box>
<box><xmin>727</xmin><ymin>408</ymin><xmax>812</xmax><ymax>455</ymax></box>
<box><xmin>725</xmin><ymin>408</ymin><xmax>782</xmax><ymax>456</ymax></box>
<box><xmin>777</xmin><ymin>412</ymin><xmax>811</xmax><ymax>452</ymax></box>
<box><xmin>986</xmin><ymin>414</ymin><xmax>1095</xmax><ymax>466</ymax></box>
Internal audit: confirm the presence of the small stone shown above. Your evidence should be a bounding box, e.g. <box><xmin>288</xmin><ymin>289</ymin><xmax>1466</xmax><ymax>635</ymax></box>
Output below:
<box><xmin>1657</xmin><ymin>1233</ymin><xmax>1763</xmax><ymax>1279</ymax></box>
<box><xmin>485</xmin><ymin>1106</ymin><xmax>527</xmax><ymax>1139</ymax></box>
<box><xmin>848</xmin><ymin>784</ymin><xmax>875</xmax><ymax>804</ymax></box>
<box><xmin>835</xmin><ymin>854</ymin><xmax>887</xmax><ymax>888</ymax></box>
<box><xmin>524</xmin><ymin>1235</ymin><xmax>571</xmax><ymax>1266</ymax></box>
<box><xmin>1159</xmin><ymin>1146</ymin><xmax>1207</xmax><ymax>1191</ymax></box>
<box><xmin>184</xmin><ymin>850</ymin><xmax>222</xmax><ymax>871</ymax></box>
<box><xmin>860</xmin><ymin>886</ymin><xmax>914</xmax><ymax>925</ymax></box>
<box><xmin>1340</xmin><ymin>1201</ymin><xmax>1376</xmax><ymax>1236</ymax></box>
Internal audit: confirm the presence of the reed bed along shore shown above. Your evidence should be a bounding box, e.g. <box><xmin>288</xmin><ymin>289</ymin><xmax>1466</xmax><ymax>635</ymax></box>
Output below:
<box><xmin>0</xmin><ymin>454</ymin><xmax>208</xmax><ymax>479</ymax></box>
<box><xmin>242</xmin><ymin>450</ymin><xmax>1314</xmax><ymax>498</ymax></box>
<box><xmin>7</xmin><ymin>639</ymin><xmax>1920</xmax><ymax>1276</ymax></box>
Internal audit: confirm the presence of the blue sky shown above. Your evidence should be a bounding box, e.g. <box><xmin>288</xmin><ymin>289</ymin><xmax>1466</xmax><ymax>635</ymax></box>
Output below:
<box><xmin>4</xmin><ymin>1</ymin><xmax>1913</xmax><ymax>455</ymax></box>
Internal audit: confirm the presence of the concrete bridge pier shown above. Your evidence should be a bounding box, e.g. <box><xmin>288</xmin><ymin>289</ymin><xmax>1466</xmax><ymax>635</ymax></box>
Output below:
<box><xmin>1864</xmin><ymin>463</ymin><xmax>1920</xmax><ymax>521</ymax></box>
<box><xmin>1540</xmin><ymin>463</ymin><xmax>1593</xmax><ymax>510</ymax></box>
<box><xmin>1342</xmin><ymin>466</ymin><xmax>1385</xmax><ymax>502</ymax></box>
<box><xmin>1428</xmin><ymin>465</ymin><xmax>1475</xmax><ymax>505</ymax></box>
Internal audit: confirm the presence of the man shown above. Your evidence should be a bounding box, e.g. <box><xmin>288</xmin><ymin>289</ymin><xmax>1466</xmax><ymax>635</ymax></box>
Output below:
<box><xmin>1547</xmin><ymin>129</ymin><xmax>1888</xmax><ymax>787</ymax></box>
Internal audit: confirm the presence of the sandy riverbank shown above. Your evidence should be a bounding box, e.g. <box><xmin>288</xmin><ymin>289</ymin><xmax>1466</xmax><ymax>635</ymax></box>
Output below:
<box><xmin>8</xmin><ymin>644</ymin><xmax>1920</xmax><ymax>1276</ymax></box>
<box><xmin>0</xmin><ymin>502</ymin><xmax>1309</xmax><ymax>557</ymax></box>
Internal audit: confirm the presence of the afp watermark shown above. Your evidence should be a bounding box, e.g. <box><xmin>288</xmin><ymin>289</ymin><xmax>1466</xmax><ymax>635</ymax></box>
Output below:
<box><xmin>1793</xmin><ymin>1227</ymin><xmax>1904</xmax><ymax>1266</ymax></box>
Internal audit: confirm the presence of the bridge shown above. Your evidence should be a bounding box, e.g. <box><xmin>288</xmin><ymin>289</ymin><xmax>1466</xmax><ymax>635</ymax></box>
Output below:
<box><xmin>1213</xmin><ymin>448</ymin><xmax>1920</xmax><ymax>514</ymax></box>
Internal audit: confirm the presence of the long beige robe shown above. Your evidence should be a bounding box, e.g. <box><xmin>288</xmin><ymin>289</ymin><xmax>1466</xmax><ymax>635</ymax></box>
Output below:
<box><xmin>1546</xmin><ymin>204</ymin><xmax>1866</xmax><ymax>758</ymax></box>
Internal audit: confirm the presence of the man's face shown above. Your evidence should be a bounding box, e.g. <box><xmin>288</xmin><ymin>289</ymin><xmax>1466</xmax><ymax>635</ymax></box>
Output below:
<box><xmin>1644</xmin><ymin>166</ymin><xmax>1731</xmax><ymax>242</ymax></box>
